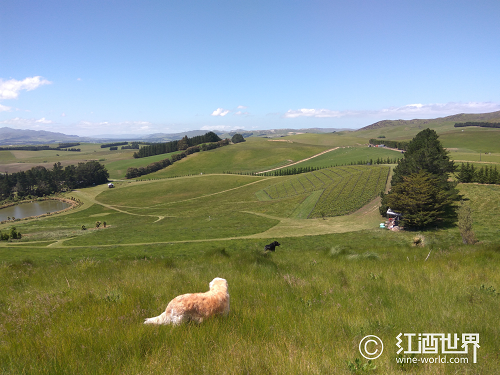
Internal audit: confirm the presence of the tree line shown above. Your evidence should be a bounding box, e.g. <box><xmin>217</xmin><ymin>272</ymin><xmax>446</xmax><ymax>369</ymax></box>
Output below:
<box><xmin>126</xmin><ymin>139</ymin><xmax>230</xmax><ymax>179</ymax></box>
<box><xmin>101</xmin><ymin>142</ymin><xmax>129</xmax><ymax>148</ymax></box>
<box><xmin>0</xmin><ymin>143</ymin><xmax>81</xmax><ymax>151</ymax></box>
<box><xmin>369</xmin><ymin>139</ymin><xmax>409</xmax><ymax>150</ymax></box>
<box><xmin>457</xmin><ymin>163</ymin><xmax>500</xmax><ymax>184</ymax></box>
<box><xmin>133</xmin><ymin>132</ymin><xmax>222</xmax><ymax>158</ymax></box>
<box><xmin>454</xmin><ymin>122</ymin><xmax>500</xmax><ymax>128</ymax></box>
<box><xmin>256</xmin><ymin>157</ymin><xmax>402</xmax><ymax>177</ymax></box>
<box><xmin>0</xmin><ymin>161</ymin><xmax>109</xmax><ymax>201</ymax></box>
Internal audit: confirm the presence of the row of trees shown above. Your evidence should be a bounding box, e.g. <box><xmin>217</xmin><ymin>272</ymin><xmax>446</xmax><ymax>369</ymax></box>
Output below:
<box><xmin>256</xmin><ymin>157</ymin><xmax>402</xmax><ymax>177</ymax></box>
<box><xmin>133</xmin><ymin>132</ymin><xmax>222</xmax><ymax>158</ymax></box>
<box><xmin>0</xmin><ymin>161</ymin><xmax>109</xmax><ymax>201</ymax></box>
<box><xmin>457</xmin><ymin>163</ymin><xmax>500</xmax><ymax>184</ymax></box>
<box><xmin>454</xmin><ymin>122</ymin><xmax>500</xmax><ymax>128</ymax></box>
<box><xmin>101</xmin><ymin>142</ymin><xmax>129</xmax><ymax>148</ymax></box>
<box><xmin>0</xmin><ymin>143</ymin><xmax>80</xmax><ymax>151</ymax></box>
<box><xmin>126</xmin><ymin>139</ymin><xmax>230</xmax><ymax>179</ymax></box>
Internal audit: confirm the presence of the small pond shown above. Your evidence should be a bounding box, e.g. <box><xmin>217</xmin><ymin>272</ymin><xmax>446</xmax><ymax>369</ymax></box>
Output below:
<box><xmin>0</xmin><ymin>200</ymin><xmax>71</xmax><ymax>222</ymax></box>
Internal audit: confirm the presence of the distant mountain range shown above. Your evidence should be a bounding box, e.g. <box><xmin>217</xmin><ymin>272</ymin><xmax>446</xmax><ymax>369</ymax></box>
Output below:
<box><xmin>2</xmin><ymin>110</ymin><xmax>500</xmax><ymax>145</ymax></box>
<box><xmin>0</xmin><ymin>127</ymin><xmax>343</xmax><ymax>145</ymax></box>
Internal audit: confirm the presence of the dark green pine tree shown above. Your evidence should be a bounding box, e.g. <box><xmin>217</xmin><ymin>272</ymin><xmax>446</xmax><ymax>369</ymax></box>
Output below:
<box><xmin>380</xmin><ymin>128</ymin><xmax>461</xmax><ymax>228</ymax></box>
<box><xmin>391</xmin><ymin>128</ymin><xmax>456</xmax><ymax>185</ymax></box>
<box><xmin>385</xmin><ymin>170</ymin><xmax>458</xmax><ymax>228</ymax></box>
<box><xmin>457</xmin><ymin>162</ymin><xmax>476</xmax><ymax>183</ymax></box>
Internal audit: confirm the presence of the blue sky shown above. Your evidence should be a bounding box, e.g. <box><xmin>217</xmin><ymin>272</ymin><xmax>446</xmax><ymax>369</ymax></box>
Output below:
<box><xmin>1</xmin><ymin>0</ymin><xmax>499</xmax><ymax>136</ymax></box>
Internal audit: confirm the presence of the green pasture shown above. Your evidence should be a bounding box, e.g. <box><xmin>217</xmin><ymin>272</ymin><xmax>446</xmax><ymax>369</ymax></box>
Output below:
<box><xmin>279</xmin><ymin>132</ymin><xmax>365</xmax><ymax>147</ymax></box>
<box><xmin>0</xmin><ymin>143</ymin><xmax>136</xmax><ymax>174</ymax></box>
<box><xmin>439</xmin><ymin>128</ymin><xmax>500</xmax><ymax>153</ymax></box>
<box><xmin>104</xmin><ymin>151</ymin><xmax>183</xmax><ymax>179</ymax></box>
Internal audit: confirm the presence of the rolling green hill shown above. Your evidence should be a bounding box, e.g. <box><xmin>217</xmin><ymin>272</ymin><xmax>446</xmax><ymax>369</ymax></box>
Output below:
<box><xmin>354</xmin><ymin>110</ymin><xmax>500</xmax><ymax>140</ymax></box>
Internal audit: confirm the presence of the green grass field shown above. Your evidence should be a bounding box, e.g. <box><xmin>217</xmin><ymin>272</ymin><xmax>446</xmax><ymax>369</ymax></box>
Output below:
<box><xmin>0</xmin><ymin>132</ymin><xmax>499</xmax><ymax>374</ymax></box>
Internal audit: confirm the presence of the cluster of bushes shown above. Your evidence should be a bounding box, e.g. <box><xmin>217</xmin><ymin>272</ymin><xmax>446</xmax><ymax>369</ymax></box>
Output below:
<box><xmin>231</xmin><ymin>134</ymin><xmax>246</xmax><ymax>144</ymax></box>
<box><xmin>133</xmin><ymin>132</ymin><xmax>222</xmax><ymax>158</ymax></box>
<box><xmin>59</xmin><ymin>148</ymin><xmax>81</xmax><ymax>152</ymax></box>
<box><xmin>0</xmin><ymin>227</ymin><xmax>21</xmax><ymax>241</ymax></box>
<box><xmin>457</xmin><ymin>163</ymin><xmax>500</xmax><ymax>184</ymax></box>
<box><xmin>0</xmin><ymin>161</ymin><xmax>109</xmax><ymax>201</ymax></box>
<box><xmin>126</xmin><ymin>139</ymin><xmax>230</xmax><ymax>179</ymax></box>
<box><xmin>121</xmin><ymin>142</ymin><xmax>140</xmax><ymax>150</ymax></box>
<box><xmin>454</xmin><ymin>122</ymin><xmax>500</xmax><ymax>128</ymax></box>
<box><xmin>368</xmin><ymin>139</ymin><xmax>409</xmax><ymax>150</ymax></box>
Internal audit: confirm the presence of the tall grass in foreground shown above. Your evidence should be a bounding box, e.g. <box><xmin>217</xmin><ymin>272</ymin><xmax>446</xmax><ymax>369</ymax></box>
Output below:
<box><xmin>1</xmin><ymin>242</ymin><xmax>499</xmax><ymax>374</ymax></box>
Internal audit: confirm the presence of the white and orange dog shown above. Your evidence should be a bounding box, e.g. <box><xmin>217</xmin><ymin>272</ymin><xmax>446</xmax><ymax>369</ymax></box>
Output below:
<box><xmin>144</xmin><ymin>277</ymin><xmax>230</xmax><ymax>325</ymax></box>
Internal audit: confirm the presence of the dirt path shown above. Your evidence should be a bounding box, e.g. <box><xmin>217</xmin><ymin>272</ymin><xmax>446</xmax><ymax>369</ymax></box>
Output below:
<box><xmin>255</xmin><ymin>147</ymin><xmax>339</xmax><ymax>174</ymax></box>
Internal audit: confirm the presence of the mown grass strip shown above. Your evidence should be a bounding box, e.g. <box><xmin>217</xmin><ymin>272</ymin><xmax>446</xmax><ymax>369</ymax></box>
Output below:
<box><xmin>290</xmin><ymin>190</ymin><xmax>324</xmax><ymax>219</ymax></box>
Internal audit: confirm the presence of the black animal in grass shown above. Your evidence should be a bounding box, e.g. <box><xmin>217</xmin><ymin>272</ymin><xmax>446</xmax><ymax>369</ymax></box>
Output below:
<box><xmin>264</xmin><ymin>241</ymin><xmax>280</xmax><ymax>251</ymax></box>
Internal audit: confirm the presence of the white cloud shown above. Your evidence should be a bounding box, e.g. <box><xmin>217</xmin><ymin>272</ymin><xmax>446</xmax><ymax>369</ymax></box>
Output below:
<box><xmin>201</xmin><ymin>125</ymin><xmax>240</xmax><ymax>132</ymax></box>
<box><xmin>76</xmin><ymin>120</ymin><xmax>153</xmax><ymax>133</ymax></box>
<box><xmin>0</xmin><ymin>76</ymin><xmax>52</xmax><ymax>100</ymax></box>
<box><xmin>0</xmin><ymin>104</ymin><xmax>11</xmax><ymax>112</ymax></box>
<box><xmin>211</xmin><ymin>108</ymin><xmax>230</xmax><ymax>116</ymax></box>
<box><xmin>0</xmin><ymin>117</ymin><xmax>55</xmax><ymax>129</ymax></box>
<box><xmin>378</xmin><ymin>102</ymin><xmax>500</xmax><ymax>116</ymax></box>
<box><xmin>284</xmin><ymin>102</ymin><xmax>500</xmax><ymax>119</ymax></box>
<box><xmin>234</xmin><ymin>111</ymin><xmax>250</xmax><ymax>116</ymax></box>
<box><xmin>35</xmin><ymin>117</ymin><xmax>54</xmax><ymax>124</ymax></box>
<box><xmin>237</xmin><ymin>105</ymin><xmax>248</xmax><ymax>109</ymax></box>
<box><xmin>284</xmin><ymin>108</ymin><xmax>343</xmax><ymax>118</ymax></box>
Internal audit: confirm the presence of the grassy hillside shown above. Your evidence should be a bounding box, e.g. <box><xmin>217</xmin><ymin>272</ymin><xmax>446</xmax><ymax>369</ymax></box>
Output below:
<box><xmin>0</xmin><ymin>182</ymin><xmax>499</xmax><ymax>374</ymax></box>
<box><xmin>0</xmin><ymin>143</ymin><xmax>137</xmax><ymax>175</ymax></box>
<box><xmin>354</xmin><ymin>110</ymin><xmax>500</xmax><ymax>140</ymax></box>
<box><xmin>144</xmin><ymin>137</ymin><xmax>331</xmax><ymax>178</ymax></box>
